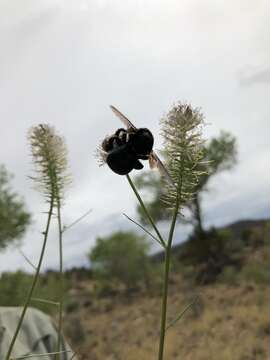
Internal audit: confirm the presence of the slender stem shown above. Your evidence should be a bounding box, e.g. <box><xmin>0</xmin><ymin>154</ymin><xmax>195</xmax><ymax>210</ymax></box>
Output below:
<box><xmin>63</xmin><ymin>208</ymin><xmax>92</xmax><ymax>233</ymax></box>
<box><xmin>123</xmin><ymin>213</ymin><xmax>163</xmax><ymax>246</ymax></box>
<box><xmin>166</xmin><ymin>297</ymin><xmax>199</xmax><ymax>331</ymax></box>
<box><xmin>158</xmin><ymin>161</ymin><xmax>183</xmax><ymax>360</ymax></box>
<box><xmin>5</xmin><ymin>198</ymin><xmax>54</xmax><ymax>360</ymax></box>
<box><xmin>17</xmin><ymin>249</ymin><xmax>37</xmax><ymax>271</ymax></box>
<box><xmin>10</xmin><ymin>350</ymin><xmax>71</xmax><ymax>359</ymax></box>
<box><xmin>126</xmin><ymin>175</ymin><xmax>166</xmax><ymax>247</ymax></box>
<box><xmin>31</xmin><ymin>298</ymin><xmax>60</xmax><ymax>306</ymax></box>
<box><xmin>126</xmin><ymin>173</ymin><xmax>180</xmax><ymax>360</ymax></box>
<box><xmin>158</xmin><ymin>201</ymin><xmax>179</xmax><ymax>360</ymax></box>
<box><xmin>56</xmin><ymin>199</ymin><xmax>64</xmax><ymax>360</ymax></box>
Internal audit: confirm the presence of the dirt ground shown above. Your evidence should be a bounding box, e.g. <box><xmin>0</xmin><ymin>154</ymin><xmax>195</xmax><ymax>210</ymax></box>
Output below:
<box><xmin>64</xmin><ymin>276</ymin><xmax>270</xmax><ymax>360</ymax></box>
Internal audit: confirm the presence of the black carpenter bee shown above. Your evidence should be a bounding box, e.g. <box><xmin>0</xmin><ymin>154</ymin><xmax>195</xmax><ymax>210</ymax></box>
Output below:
<box><xmin>100</xmin><ymin>105</ymin><xmax>174</xmax><ymax>185</ymax></box>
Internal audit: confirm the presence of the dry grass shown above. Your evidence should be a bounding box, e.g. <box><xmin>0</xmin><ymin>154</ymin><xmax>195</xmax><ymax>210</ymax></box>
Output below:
<box><xmin>63</xmin><ymin>277</ymin><xmax>270</xmax><ymax>360</ymax></box>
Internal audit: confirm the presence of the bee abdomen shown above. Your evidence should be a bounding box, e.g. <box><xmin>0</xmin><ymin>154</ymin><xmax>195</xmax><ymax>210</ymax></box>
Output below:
<box><xmin>106</xmin><ymin>144</ymin><xmax>137</xmax><ymax>175</ymax></box>
<box><xmin>132</xmin><ymin>128</ymin><xmax>154</xmax><ymax>157</ymax></box>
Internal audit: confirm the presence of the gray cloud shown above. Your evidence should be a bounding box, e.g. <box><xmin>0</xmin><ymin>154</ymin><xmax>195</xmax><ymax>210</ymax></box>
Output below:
<box><xmin>239</xmin><ymin>67</ymin><xmax>270</xmax><ymax>86</ymax></box>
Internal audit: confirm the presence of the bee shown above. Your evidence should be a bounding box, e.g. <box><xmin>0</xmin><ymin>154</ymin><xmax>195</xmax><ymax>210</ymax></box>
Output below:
<box><xmin>101</xmin><ymin>128</ymin><xmax>145</xmax><ymax>175</ymax></box>
<box><xmin>99</xmin><ymin>105</ymin><xmax>174</xmax><ymax>185</ymax></box>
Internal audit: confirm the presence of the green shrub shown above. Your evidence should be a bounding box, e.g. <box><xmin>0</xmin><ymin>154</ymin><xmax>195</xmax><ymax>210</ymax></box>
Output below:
<box><xmin>94</xmin><ymin>281</ymin><xmax>119</xmax><ymax>298</ymax></box>
<box><xmin>242</xmin><ymin>222</ymin><xmax>270</xmax><ymax>248</ymax></box>
<box><xmin>89</xmin><ymin>231</ymin><xmax>152</xmax><ymax>288</ymax></box>
<box><xmin>0</xmin><ymin>271</ymin><xmax>70</xmax><ymax>314</ymax></box>
<box><xmin>239</xmin><ymin>264</ymin><xmax>270</xmax><ymax>285</ymax></box>
<box><xmin>65</xmin><ymin>299</ymin><xmax>80</xmax><ymax>313</ymax></box>
<box><xmin>0</xmin><ymin>165</ymin><xmax>31</xmax><ymax>250</ymax></box>
<box><xmin>0</xmin><ymin>271</ymin><xmax>32</xmax><ymax>306</ymax></box>
<box><xmin>178</xmin><ymin>228</ymin><xmax>244</xmax><ymax>283</ymax></box>
<box><xmin>218</xmin><ymin>266</ymin><xmax>239</xmax><ymax>285</ymax></box>
<box><xmin>181</xmin><ymin>228</ymin><xmax>232</xmax><ymax>264</ymax></box>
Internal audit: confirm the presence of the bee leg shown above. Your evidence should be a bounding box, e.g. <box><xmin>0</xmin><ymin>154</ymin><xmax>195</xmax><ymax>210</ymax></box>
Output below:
<box><xmin>114</xmin><ymin>128</ymin><xmax>126</xmax><ymax>136</ymax></box>
<box><xmin>133</xmin><ymin>159</ymin><xmax>144</xmax><ymax>170</ymax></box>
<box><xmin>126</xmin><ymin>131</ymin><xmax>135</xmax><ymax>144</ymax></box>
<box><xmin>137</xmin><ymin>154</ymin><xmax>148</xmax><ymax>160</ymax></box>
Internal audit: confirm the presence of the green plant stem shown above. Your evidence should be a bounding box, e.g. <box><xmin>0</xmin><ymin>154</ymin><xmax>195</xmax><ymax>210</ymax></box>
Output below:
<box><xmin>56</xmin><ymin>199</ymin><xmax>64</xmax><ymax>360</ymax></box>
<box><xmin>126</xmin><ymin>175</ymin><xmax>166</xmax><ymax>248</ymax></box>
<box><xmin>5</xmin><ymin>198</ymin><xmax>54</xmax><ymax>360</ymax></box>
<box><xmin>158</xmin><ymin>200</ymin><xmax>179</xmax><ymax>360</ymax></box>
<box><xmin>166</xmin><ymin>297</ymin><xmax>198</xmax><ymax>331</ymax></box>
<box><xmin>126</xmin><ymin>173</ymin><xmax>180</xmax><ymax>360</ymax></box>
<box><xmin>123</xmin><ymin>213</ymin><xmax>162</xmax><ymax>246</ymax></box>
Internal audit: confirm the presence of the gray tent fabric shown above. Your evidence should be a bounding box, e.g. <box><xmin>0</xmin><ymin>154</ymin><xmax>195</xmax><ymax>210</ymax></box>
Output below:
<box><xmin>0</xmin><ymin>307</ymin><xmax>76</xmax><ymax>360</ymax></box>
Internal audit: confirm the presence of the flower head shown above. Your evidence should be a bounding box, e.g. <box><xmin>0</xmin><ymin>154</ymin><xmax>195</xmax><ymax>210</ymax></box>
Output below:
<box><xmin>28</xmin><ymin>124</ymin><xmax>70</xmax><ymax>206</ymax></box>
<box><xmin>161</xmin><ymin>102</ymin><xmax>205</xmax><ymax>211</ymax></box>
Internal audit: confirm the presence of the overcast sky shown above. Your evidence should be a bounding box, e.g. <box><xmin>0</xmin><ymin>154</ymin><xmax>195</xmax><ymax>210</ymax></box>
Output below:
<box><xmin>0</xmin><ymin>0</ymin><xmax>269</xmax><ymax>272</ymax></box>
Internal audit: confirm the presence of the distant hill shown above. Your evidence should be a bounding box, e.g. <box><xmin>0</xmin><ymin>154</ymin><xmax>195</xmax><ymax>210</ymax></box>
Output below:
<box><xmin>151</xmin><ymin>218</ymin><xmax>270</xmax><ymax>263</ymax></box>
<box><xmin>225</xmin><ymin>218</ymin><xmax>269</xmax><ymax>238</ymax></box>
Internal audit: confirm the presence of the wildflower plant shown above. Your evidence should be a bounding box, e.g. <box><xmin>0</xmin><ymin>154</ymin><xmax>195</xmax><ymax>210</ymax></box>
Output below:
<box><xmin>29</xmin><ymin>124</ymin><xmax>70</xmax><ymax>360</ymax></box>
<box><xmin>101</xmin><ymin>102</ymin><xmax>205</xmax><ymax>360</ymax></box>
<box><xmin>5</xmin><ymin>124</ymin><xmax>70</xmax><ymax>360</ymax></box>
<box><xmin>157</xmin><ymin>103</ymin><xmax>205</xmax><ymax>359</ymax></box>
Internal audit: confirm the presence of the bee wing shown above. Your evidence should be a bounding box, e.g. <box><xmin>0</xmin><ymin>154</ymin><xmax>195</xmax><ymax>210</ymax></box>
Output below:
<box><xmin>150</xmin><ymin>151</ymin><xmax>176</xmax><ymax>188</ymax></box>
<box><xmin>110</xmin><ymin>105</ymin><xmax>137</xmax><ymax>130</ymax></box>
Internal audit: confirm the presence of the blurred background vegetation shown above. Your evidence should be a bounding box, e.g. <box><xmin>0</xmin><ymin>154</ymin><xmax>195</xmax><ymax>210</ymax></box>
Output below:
<box><xmin>0</xmin><ymin>165</ymin><xmax>30</xmax><ymax>250</ymax></box>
